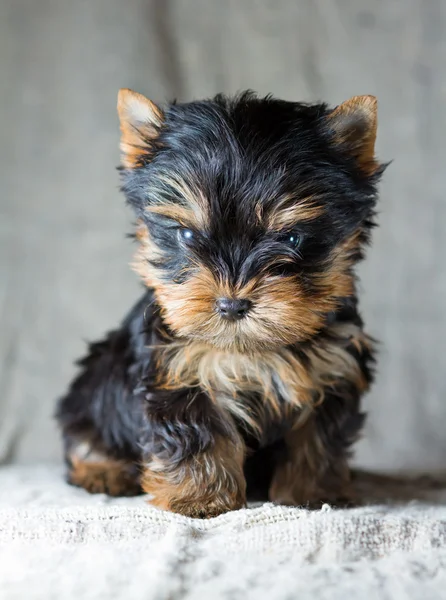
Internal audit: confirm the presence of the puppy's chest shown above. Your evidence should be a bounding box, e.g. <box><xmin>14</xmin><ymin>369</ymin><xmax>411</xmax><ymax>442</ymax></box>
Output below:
<box><xmin>196</xmin><ymin>349</ymin><xmax>306</xmax><ymax>407</ymax></box>
<box><xmin>159</xmin><ymin>324</ymin><xmax>368</xmax><ymax>427</ymax></box>
<box><xmin>160</xmin><ymin>335</ymin><xmax>360</xmax><ymax>418</ymax></box>
<box><xmin>198</xmin><ymin>350</ymin><xmax>311</xmax><ymax>432</ymax></box>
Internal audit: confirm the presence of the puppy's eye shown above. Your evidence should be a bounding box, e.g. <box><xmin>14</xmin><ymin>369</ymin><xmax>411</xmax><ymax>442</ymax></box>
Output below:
<box><xmin>178</xmin><ymin>227</ymin><xmax>194</xmax><ymax>243</ymax></box>
<box><xmin>280</xmin><ymin>231</ymin><xmax>303</xmax><ymax>250</ymax></box>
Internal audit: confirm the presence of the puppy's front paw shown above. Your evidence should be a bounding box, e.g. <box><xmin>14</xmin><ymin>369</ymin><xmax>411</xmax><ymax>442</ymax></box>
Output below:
<box><xmin>150</xmin><ymin>489</ymin><xmax>246</xmax><ymax>518</ymax></box>
<box><xmin>269</xmin><ymin>468</ymin><xmax>356</xmax><ymax>509</ymax></box>
<box><xmin>141</xmin><ymin>446</ymin><xmax>246</xmax><ymax>518</ymax></box>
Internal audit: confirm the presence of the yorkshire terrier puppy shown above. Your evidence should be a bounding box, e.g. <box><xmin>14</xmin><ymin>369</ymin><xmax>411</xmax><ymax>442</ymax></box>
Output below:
<box><xmin>56</xmin><ymin>89</ymin><xmax>384</xmax><ymax>517</ymax></box>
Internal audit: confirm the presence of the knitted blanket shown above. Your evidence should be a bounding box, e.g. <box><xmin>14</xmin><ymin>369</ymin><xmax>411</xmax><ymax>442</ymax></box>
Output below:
<box><xmin>1</xmin><ymin>465</ymin><xmax>446</xmax><ymax>599</ymax></box>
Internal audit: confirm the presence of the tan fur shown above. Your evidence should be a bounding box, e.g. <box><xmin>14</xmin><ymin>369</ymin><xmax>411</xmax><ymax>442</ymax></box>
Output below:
<box><xmin>146</xmin><ymin>203</ymin><xmax>201</xmax><ymax>229</ymax></box>
<box><xmin>68</xmin><ymin>444</ymin><xmax>140</xmax><ymax>497</ymax></box>
<box><xmin>328</xmin><ymin>95</ymin><xmax>378</xmax><ymax>176</ymax></box>
<box><xmin>133</xmin><ymin>223</ymin><xmax>364</xmax><ymax>352</ymax></box>
<box><xmin>117</xmin><ymin>88</ymin><xmax>163</xmax><ymax>169</ymax></box>
<box><xmin>269</xmin><ymin>417</ymin><xmax>353</xmax><ymax>506</ymax></box>
<box><xmin>146</xmin><ymin>173</ymin><xmax>210</xmax><ymax>229</ymax></box>
<box><xmin>266</xmin><ymin>195</ymin><xmax>324</xmax><ymax>230</ymax></box>
<box><xmin>141</xmin><ymin>434</ymin><xmax>246</xmax><ymax>518</ymax></box>
<box><xmin>155</xmin><ymin>323</ymin><xmax>371</xmax><ymax>435</ymax></box>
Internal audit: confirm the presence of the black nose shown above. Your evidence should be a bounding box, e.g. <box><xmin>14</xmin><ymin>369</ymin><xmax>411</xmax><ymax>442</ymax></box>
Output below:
<box><xmin>215</xmin><ymin>298</ymin><xmax>252</xmax><ymax>321</ymax></box>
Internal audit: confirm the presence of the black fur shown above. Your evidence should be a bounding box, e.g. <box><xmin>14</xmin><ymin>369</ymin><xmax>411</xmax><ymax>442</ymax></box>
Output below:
<box><xmin>57</xmin><ymin>91</ymin><xmax>382</xmax><ymax>505</ymax></box>
<box><xmin>56</xmin><ymin>292</ymin><xmax>373</xmax><ymax>499</ymax></box>
<box><xmin>122</xmin><ymin>92</ymin><xmax>381</xmax><ymax>291</ymax></box>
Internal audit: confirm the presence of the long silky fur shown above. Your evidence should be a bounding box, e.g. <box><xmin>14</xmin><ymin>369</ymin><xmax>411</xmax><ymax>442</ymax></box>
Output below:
<box><xmin>56</xmin><ymin>90</ymin><xmax>383</xmax><ymax>514</ymax></box>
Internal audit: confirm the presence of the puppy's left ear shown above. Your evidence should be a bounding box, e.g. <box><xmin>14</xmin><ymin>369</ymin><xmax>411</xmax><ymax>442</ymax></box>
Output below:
<box><xmin>117</xmin><ymin>89</ymin><xmax>164</xmax><ymax>169</ymax></box>
<box><xmin>327</xmin><ymin>95</ymin><xmax>378</xmax><ymax>176</ymax></box>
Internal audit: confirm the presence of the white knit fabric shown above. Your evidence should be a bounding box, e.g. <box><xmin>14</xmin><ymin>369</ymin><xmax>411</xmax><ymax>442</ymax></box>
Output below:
<box><xmin>2</xmin><ymin>465</ymin><xmax>446</xmax><ymax>599</ymax></box>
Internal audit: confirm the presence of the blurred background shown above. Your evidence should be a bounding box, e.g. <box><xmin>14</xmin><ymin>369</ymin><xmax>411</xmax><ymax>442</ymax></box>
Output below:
<box><xmin>1</xmin><ymin>0</ymin><xmax>445</xmax><ymax>470</ymax></box>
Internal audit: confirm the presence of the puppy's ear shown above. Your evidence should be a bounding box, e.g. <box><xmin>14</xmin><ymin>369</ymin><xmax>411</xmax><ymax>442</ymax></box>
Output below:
<box><xmin>117</xmin><ymin>89</ymin><xmax>164</xmax><ymax>169</ymax></box>
<box><xmin>327</xmin><ymin>95</ymin><xmax>378</xmax><ymax>175</ymax></box>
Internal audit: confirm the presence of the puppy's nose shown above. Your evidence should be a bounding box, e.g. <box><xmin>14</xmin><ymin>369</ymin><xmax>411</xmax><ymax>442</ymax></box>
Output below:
<box><xmin>215</xmin><ymin>298</ymin><xmax>252</xmax><ymax>321</ymax></box>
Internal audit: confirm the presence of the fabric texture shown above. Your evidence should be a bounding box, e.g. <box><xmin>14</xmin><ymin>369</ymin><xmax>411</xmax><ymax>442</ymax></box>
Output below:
<box><xmin>2</xmin><ymin>465</ymin><xmax>446</xmax><ymax>599</ymax></box>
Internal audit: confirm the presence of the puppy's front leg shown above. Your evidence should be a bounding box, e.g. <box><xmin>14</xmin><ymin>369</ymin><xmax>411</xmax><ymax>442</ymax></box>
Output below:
<box><xmin>269</xmin><ymin>388</ymin><xmax>364</xmax><ymax>508</ymax></box>
<box><xmin>140</xmin><ymin>388</ymin><xmax>246</xmax><ymax>518</ymax></box>
<box><xmin>268</xmin><ymin>417</ymin><xmax>353</xmax><ymax>508</ymax></box>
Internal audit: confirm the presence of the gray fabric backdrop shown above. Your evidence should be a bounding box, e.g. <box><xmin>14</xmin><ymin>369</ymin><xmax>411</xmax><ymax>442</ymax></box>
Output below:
<box><xmin>1</xmin><ymin>0</ymin><xmax>445</xmax><ymax>470</ymax></box>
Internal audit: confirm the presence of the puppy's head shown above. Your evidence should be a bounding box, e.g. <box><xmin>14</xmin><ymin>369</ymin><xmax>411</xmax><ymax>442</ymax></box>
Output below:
<box><xmin>118</xmin><ymin>90</ymin><xmax>383</xmax><ymax>352</ymax></box>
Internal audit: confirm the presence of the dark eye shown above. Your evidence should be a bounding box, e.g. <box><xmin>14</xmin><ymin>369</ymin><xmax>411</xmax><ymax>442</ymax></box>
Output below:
<box><xmin>178</xmin><ymin>227</ymin><xmax>194</xmax><ymax>243</ymax></box>
<box><xmin>280</xmin><ymin>231</ymin><xmax>303</xmax><ymax>250</ymax></box>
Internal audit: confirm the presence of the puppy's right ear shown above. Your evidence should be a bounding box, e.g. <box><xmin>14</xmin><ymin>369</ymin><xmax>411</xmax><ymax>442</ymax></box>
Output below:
<box><xmin>117</xmin><ymin>89</ymin><xmax>164</xmax><ymax>169</ymax></box>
